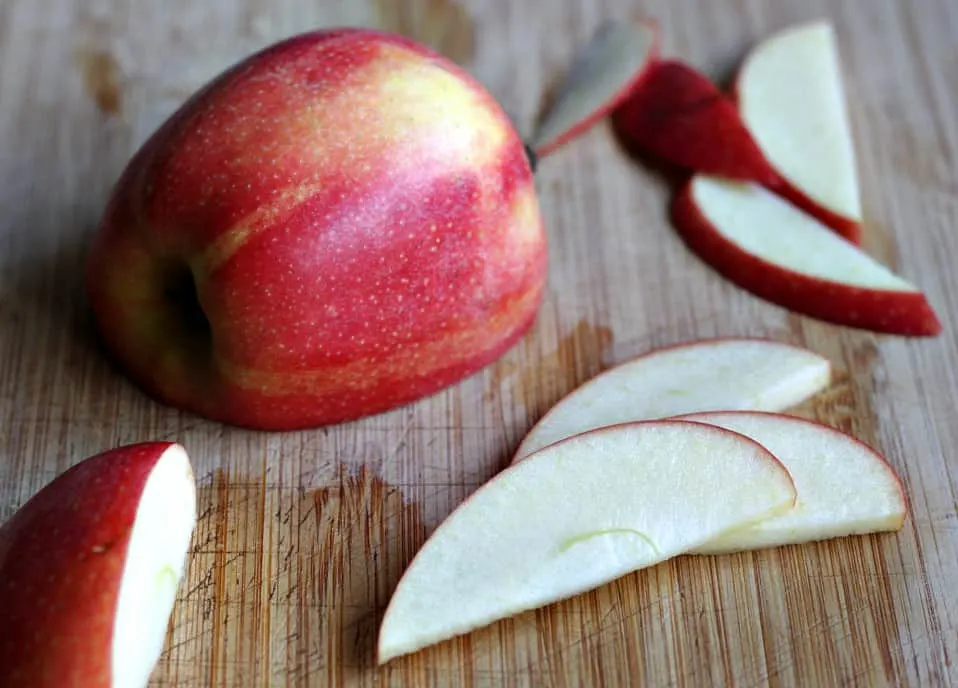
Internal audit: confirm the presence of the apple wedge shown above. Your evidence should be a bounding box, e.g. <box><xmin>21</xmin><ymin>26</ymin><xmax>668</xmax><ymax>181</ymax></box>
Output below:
<box><xmin>377</xmin><ymin>420</ymin><xmax>797</xmax><ymax>663</ymax></box>
<box><xmin>612</xmin><ymin>60</ymin><xmax>782</xmax><ymax>185</ymax></box>
<box><xmin>736</xmin><ymin>20</ymin><xmax>863</xmax><ymax>243</ymax></box>
<box><xmin>529</xmin><ymin>17</ymin><xmax>659</xmax><ymax>158</ymax></box>
<box><xmin>672</xmin><ymin>176</ymin><xmax>941</xmax><ymax>336</ymax></box>
<box><xmin>511</xmin><ymin>337</ymin><xmax>831</xmax><ymax>462</ymax></box>
<box><xmin>677</xmin><ymin>412</ymin><xmax>907</xmax><ymax>554</ymax></box>
<box><xmin>0</xmin><ymin>442</ymin><xmax>197</xmax><ymax>688</ymax></box>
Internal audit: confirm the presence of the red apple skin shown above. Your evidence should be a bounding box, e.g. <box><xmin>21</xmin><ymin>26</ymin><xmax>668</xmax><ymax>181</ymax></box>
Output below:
<box><xmin>612</xmin><ymin>60</ymin><xmax>783</xmax><ymax>186</ymax></box>
<box><xmin>533</xmin><ymin>18</ymin><xmax>662</xmax><ymax>159</ymax></box>
<box><xmin>86</xmin><ymin>29</ymin><xmax>547</xmax><ymax>431</ymax></box>
<box><xmin>671</xmin><ymin>180</ymin><xmax>942</xmax><ymax>336</ymax></box>
<box><xmin>0</xmin><ymin>442</ymin><xmax>184</xmax><ymax>688</ymax></box>
<box><xmin>764</xmin><ymin>176</ymin><xmax>863</xmax><ymax>245</ymax></box>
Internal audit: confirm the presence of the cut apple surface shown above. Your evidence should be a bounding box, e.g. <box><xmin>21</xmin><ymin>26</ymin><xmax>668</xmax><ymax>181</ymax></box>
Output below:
<box><xmin>377</xmin><ymin>420</ymin><xmax>796</xmax><ymax>663</ymax></box>
<box><xmin>612</xmin><ymin>60</ymin><xmax>781</xmax><ymax>185</ymax></box>
<box><xmin>0</xmin><ymin>442</ymin><xmax>197</xmax><ymax>688</ymax></box>
<box><xmin>511</xmin><ymin>337</ymin><xmax>830</xmax><ymax>462</ymax></box>
<box><xmin>737</xmin><ymin>20</ymin><xmax>863</xmax><ymax>243</ymax></box>
<box><xmin>673</xmin><ymin>176</ymin><xmax>941</xmax><ymax>336</ymax></box>
<box><xmin>679</xmin><ymin>411</ymin><xmax>907</xmax><ymax>554</ymax></box>
<box><xmin>529</xmin><ymin>17</ymin><xmax>659</xmax><ymax>158</ymax></box>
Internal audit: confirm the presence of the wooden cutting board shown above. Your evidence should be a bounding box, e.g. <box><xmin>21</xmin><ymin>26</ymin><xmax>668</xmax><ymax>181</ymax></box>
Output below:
<box><xmin>1</xmin><ymin>0</ymin><xmax>956</xmax><ymax>685</ymax></box>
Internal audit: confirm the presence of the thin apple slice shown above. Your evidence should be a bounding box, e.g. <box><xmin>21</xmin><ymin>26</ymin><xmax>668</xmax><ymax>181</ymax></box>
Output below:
<box><xmin>377</xmin><ymin>420</ymin><xmax>796</xmax><ymax>663</ymax></box>
<box><xmin>673</xmin><ymin>176</ymin><xmax>941</xmax><ymax>336</ymax></box>
<box><xmin>511</xmin><ymin>337</ymin><xmax>830</xmax><ymax>463</ymax></box>
<box><xmin>529</xmin><ymin>17</ymin><xmax>659</xmax><ymax>158</ymax></box>
<box><xmin>0</xmin><ymin>442</ymin><xmax>197</xmax><ymax>688</ymax></box>
<box><xmin>612</xmin><ymin>60</ymin><xmax>782</xmax><ymax>185</ymax></box>
<box><xmin>677</xmin><ymin>411</ymin><xmax>907</xmax><ymax>554</ymax></box>
<box><xmin>737</xmin><ymin>20</ymin><xmax>863</xmax><ymax>243</ymax></box>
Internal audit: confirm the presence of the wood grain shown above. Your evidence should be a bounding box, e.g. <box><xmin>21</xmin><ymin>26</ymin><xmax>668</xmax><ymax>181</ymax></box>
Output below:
<box><xmin>1</xmin><ymin>0</ymin><xmax>956</xmax><ymax>685</ymax></box>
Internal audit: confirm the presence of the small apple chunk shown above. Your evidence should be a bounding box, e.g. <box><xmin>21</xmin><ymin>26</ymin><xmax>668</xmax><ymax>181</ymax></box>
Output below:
<box><xmin>87</xmin><ymin>29</ymin><xmax>547</xmax><ymax>431</ymax></box>
<box><xmin>736</xmin><ymin>20</ymin><xmax>863</xmax><ymax>243</ymax></box>
<box><xmin>672</xmin><ymin>176</ymin><xmax>941</xmax><ymax>336</ymax></box>
<box><xmin>0</xmin><ymin>442</ymin><xmax>197</xmax><ymax>688</ymax></box>
<box><xmin>677</xmin><ymin>412</ymin><xmax>907</xmax><ymax>554</ymax></box>
<box><xmin>512</xmin><ymin>337</ymin><xmax>830</xmax><ymax>462</ymax></box>
<box><xmin>377</xmin><ymin>420</ymin><xmax>796</xmax><ymax>663</ymax></box>
<box><xmin>529</xmin><ymin>17</ymin><xmax>659</xmax><ymax>158</ymax></box>
<box><xmin>612</xmin><ymin>60</ymin><xmax>781</xmax><ymax>185</ymax></box>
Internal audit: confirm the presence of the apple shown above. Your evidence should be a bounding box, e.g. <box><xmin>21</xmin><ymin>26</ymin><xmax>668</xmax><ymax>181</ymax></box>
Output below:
<box><xmin>736</xmin><ymin>20</ymin><xmax>863</xmax><ymax>243</ymax></box>
<box><xmin>511</xmin><ymin>337</ymin><xmax>831</xmax><ymax>462</ymax></box>
<box><xmin>672</xmin><ymin>176</ymin><xmax>941</xmax><ymax>336</ymax></box>
<box><xmin>528</xmin><ymin>17</ymin><xmax>659</xmax><ymax>158</ymax></box>
<box><xmin>86</xmin><ymin>28</ymin><xmax>547</xmax><ymax>431</ymax></box>
<box><xmin>377</xmin><ymin>420</ymin><xmax>796</xmax><ymax>663</ymax></box>
<box><xmin>0</xmin><ymin>442</ymin><xmax>197</xmax><ymax>688</ymax></box>
<box><xmin>612</xmin><ymin>60</ymin><xmax>782</xmax><ymax>186</ymax></box>
<box><xmin>675</xmin><ymin>412</ymin><xmax>907</xmax><ymax>554</ymax></box>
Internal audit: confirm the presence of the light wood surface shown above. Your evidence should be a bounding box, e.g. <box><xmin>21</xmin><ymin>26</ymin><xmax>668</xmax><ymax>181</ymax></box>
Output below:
<box><xmin>1</xmin><ymin>0</ymin><xmax>956</xmax><ymax>685</ymax></box>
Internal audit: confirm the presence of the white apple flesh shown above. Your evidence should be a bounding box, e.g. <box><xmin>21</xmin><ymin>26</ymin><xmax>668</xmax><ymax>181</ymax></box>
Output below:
<box><xmin>678</xmin><ymin>412</ymin><xmax>907</xmax><ymax>554</ymax></box>
<box><xmin>511</xmin><ymin>338</ymin><xmax>831</xmax><ymax>462</ymax></box>
<box><xmin>113</xmin><ymin>445</ymin><xmax>197</xmax><ymax>687</ymax></box>
<box><xmin>737</xmin><ymin>21</ymin><xmax>863</xmax><ymax>238</ymax></box>
<box><xmin>377</xmin><ymin>420</ymin><xmax>796</xmax><ymax>663</ymax></box>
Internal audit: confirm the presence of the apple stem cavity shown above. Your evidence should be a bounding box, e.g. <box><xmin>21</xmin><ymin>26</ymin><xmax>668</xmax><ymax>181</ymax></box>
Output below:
<box><xmin>163</xmin><ymin>269</ymin><xmax>207</xmax><ymax>334</ymax></box>
<box><xmin>162</xmin><ymin>268</ymin><xmax>212</xmax><ymax>348</ymax></box>
<box><xmin>524</xmin><ymin>143</ymin><xmax>539</xmax><ymax>173</ymax></box>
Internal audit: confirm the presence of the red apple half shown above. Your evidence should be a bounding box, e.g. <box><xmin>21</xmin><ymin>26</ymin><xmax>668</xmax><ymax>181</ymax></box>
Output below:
<box><xmin>0</xmin><ymin>442</ymin><xmax>197</xmax><ymax>688</ymax></box>
<box><xmin>736</xmin><ymin>20</ymin><xmax>864</xmax><ymax>243</ymax></box>
<box><xmin>87</xmin><ymin>29</ymin><xmax>547</xmax><ymax>431</ymax></box>
<box><xmin>529</xmin><ymin>17</ymin><xmax>660</xmax><ymax>158</ymax></box>
<box><xmin>672</xmin><ymin>175</ymin><xmax>941</xmax><ymax>336</ymax></box>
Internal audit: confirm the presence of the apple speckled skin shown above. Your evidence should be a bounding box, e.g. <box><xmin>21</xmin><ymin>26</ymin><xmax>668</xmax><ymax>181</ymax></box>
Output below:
<box><xmin>0</xmin><ymin>443</ymin><xmax>178</xmax><ymax>688</ymax></box>
<box><xmin>87</xmin><ymin>29</ymin><xmax>547</xmax><ymax>431</ymax></box>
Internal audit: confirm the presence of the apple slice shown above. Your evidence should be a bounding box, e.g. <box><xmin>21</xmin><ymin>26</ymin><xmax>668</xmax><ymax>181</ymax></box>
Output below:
<box><xmin>511</xmin><ymin>337</ymin><xmax>831</xmax><ymax>463</ymax></box>
<box><xmin>677</xmin><ymin>411</ymin><xmax>907</xmax><ymax>554</ymax></box>
<box><xmin>612</xmin><ymin>60</ymin><xmax>782</xmax><ymax>185</ymax></box>
<box><xmin>0</xmin><ymin>442</ymin><xmax>197</xmax><ymax>688</ymax></box>
<box><xmin>529</xmin><ymin>17</ymin><xmax>659</xmax><ymax>158</ymax></box>
<box><xmin>673</xmin><ymin>176</ymin><xmax>941</xmax><ymax>336</ymax></box>
<box><xmin>736</xmin><ymin>21</ymin><xmax>863</xmax><ymax>243</ymax></box>
<box><xmin>377</xmin><ymin>420</ymin><xmax>796</xmax><ymax>663</ymax></box>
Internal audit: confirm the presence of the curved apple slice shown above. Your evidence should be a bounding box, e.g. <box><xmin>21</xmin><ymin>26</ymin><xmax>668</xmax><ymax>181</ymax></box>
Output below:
<box><xmin>377</xmin><ymin>420</ymin><xmax>796</xmax><ymax>663</ymax></box>
<box><xmin>529</xmin><ymin>17</ymin><xmax>659</xmax><ymax>158</ymax></box>
<box><xmin>677</xmin><ymin>412</ymin><xmax>907</xmax><ymax>554</ymax></box>
<box><xmin>511</xmin><ymin>337</ymin><xmax>830</xmax><ymax>462</ymax></box>
<box><xmin>736</xmin><ymin>21</ymin><xmax>863</xmax><ymax>243</ymax></box>
<box><xmin>0</xmin><ymin>442</ymin><xmax>197</xmax><ymax>688</ymax></box>
<box><xmin>673</xmin><ymin>176</ymin><xmax>941</xmax><ymax>336</ymax></box>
